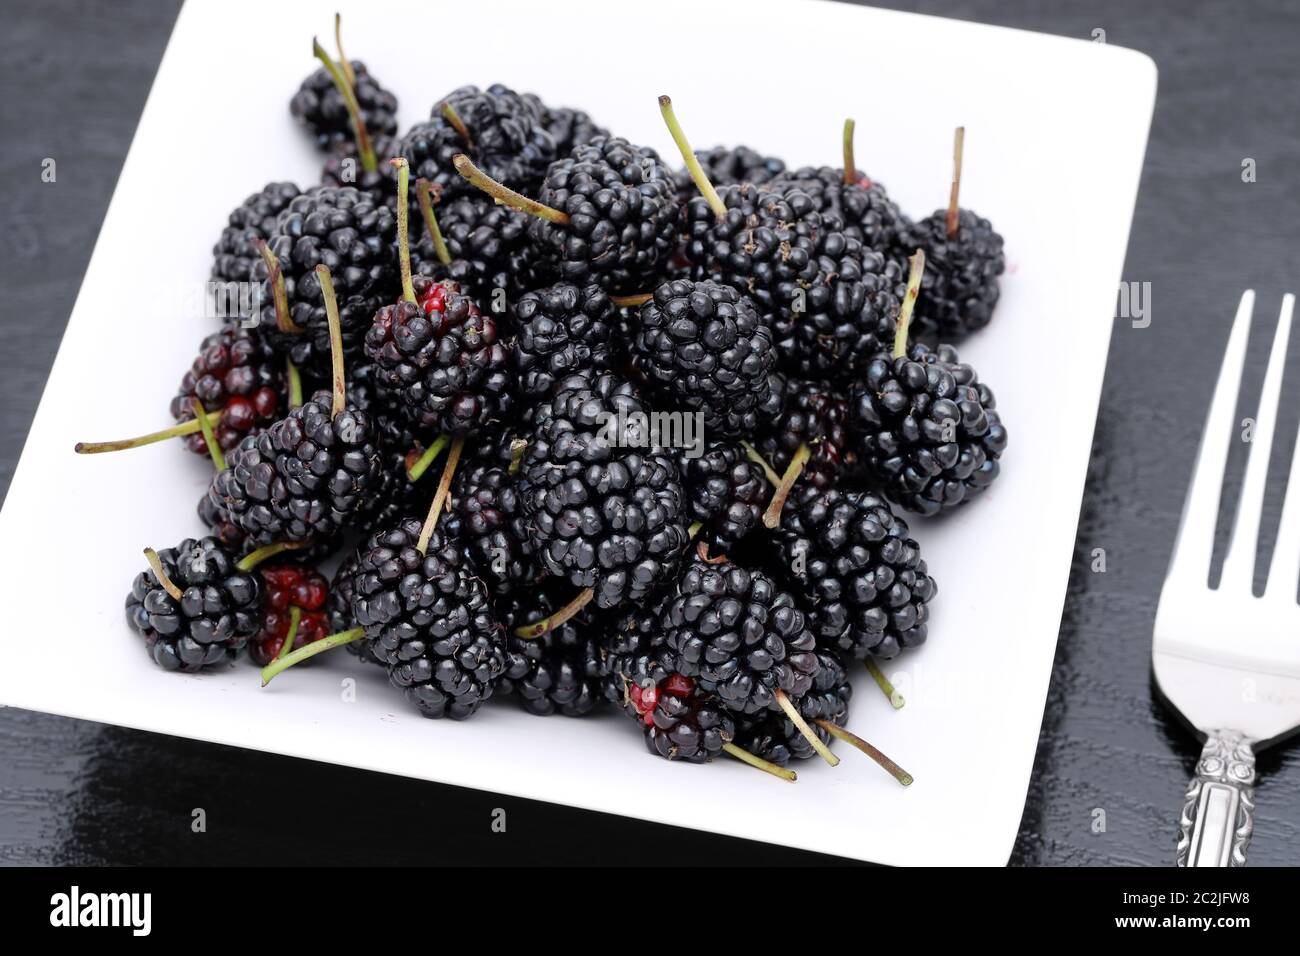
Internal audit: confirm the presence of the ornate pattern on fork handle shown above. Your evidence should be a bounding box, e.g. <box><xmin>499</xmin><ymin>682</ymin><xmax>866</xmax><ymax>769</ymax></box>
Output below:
<box><xmin>1176</xmin><ymin>729</ymin><xmax>1255</xmax><ymax>867</ymax></box>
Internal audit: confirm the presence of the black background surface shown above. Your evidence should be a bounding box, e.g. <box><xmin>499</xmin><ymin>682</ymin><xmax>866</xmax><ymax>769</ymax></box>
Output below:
<box><xmin>2</xmin><ymin>0</ymin><xmax>1299</xmax><ymax>866</ymax></box>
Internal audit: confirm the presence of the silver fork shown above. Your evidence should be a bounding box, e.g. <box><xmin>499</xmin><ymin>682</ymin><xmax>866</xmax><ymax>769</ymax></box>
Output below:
<box><xmin>1154</xmin><ymin>290</ymin><xmax>1300</xmax><ymax>867</ymax></box>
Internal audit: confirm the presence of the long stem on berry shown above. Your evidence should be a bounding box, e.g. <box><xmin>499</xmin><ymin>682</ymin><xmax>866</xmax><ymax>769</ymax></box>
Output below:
<box><xmin>658</xmin><ymin>95</ymin><xmax>725</xmax><ymax>219</ymax></box>
<box><xmin>286</xmin><ymin>358</ymin><xmax>303</xmax><ymax>409</ymax></box>
<box><xmin>190</xmin><ymin>398</ymin><xmax>226</xmax><ymax>471</ymax></box>
<box><xmin>255</xmin><ymin>239</ymin><xmax>302</xmax><ymax>334</ymax></box>
<box><xmin>610</xmin><ymin>293</ymin><xmax>653</xmax><ymax>309</ymax></box>
<box><xmin>333</xmin><ymin>13</ymin><xmax>356</xmax><ymax>89</ymax></box>
<box><xmin>312</xmin><ymin>37</ymin><xmax>375</xmax><ymax>173</ymax></box>
<box><xmin>507</xmin><ymin>438</ymin><xmax>526</xmax><ymax>475</ymax></box>
<box><xmin>440</xmin><ymin>102</ymin><xmax>474</xmax><ymax>150</ymax></box>
<box><xmin>739</xmin><ymin>441</ymin><xmax>781</xmax><ymax>487</ymax></box>
<box><xmin>390</xmin><ymin>158</ymin><xmax>417</xmax><ymax>303</ymax></box>
<box><xmin>721</xmin><ymin>742</ymin><xmax>797</xmax><ymax>782</ymax></box>
<box><xmin>272</xmin><ymin>606</ymin><xmax>303</xmax><ymax>664</ymax></box>
<box><xmin>762</xmin><ymin>442</ymin><xmax>811</xmax><ymax>529</ymax></box>
<box><xmin>236</xmin><ymin>540</ymin><xmax>308</xmax><ymax>572</ymax></box>
<box><xmin>945</xmin><ymin>126</ymin><xmax>965</xmax><ymax>238</ymax></box>
<box><xmin>864</xmin><ymin>658</ymin><xmax>906</xmax><ymax>709</ymax></box>
<box><xmin>453</xmin><ymin>154</ymin><xmax>571</xmax><ymax>225</ymax></box>
<box><xmin>815</xmin><ymin>720</ymin><xmax>913</xmax><ymax>785</ymax></box>
<box><xmin>405</xmin><ymin>433</ymin><xmax>451</xmax><ymax>482</ymax></box>
<box><xmin>74</xmin><ymin>409</ymin><xmax>224</xmax><ymax>455</ymax></box>
<box><xmin>260</xmin><ymin>626</ymin><xmax>365</xmax><ymax>686</ymax></box>
<box><xmin>842</xmin><ymin>118</ymin><xmax>857</xmax><ymax>185</ymax></box>
<box><xmin>314</xmin><ymin>264</ymin><xmax>347</xmax><ymax>418</ymax></box>
<box><xmin>774</xmin><ymin>689</ymin><xmax>840</xmax><ymax>767</ymax></box>
<box><xmin>415</xmin><ymin>179</ymin><xmax>452</xmax><ymax>268</ymax></box>
<box><xmin>417</xmin><ymin>434</ymin><xmax>465</xmax><ymax>554</ymax></box>
<box><xmin>891</xmin><ymin>249</ymin><xmax>926</xmax><ymax>359</ymax></box>
<box><xmin>143</xmin><ymin>547</ymin><xmax>183</xmax><ymax>601</ymax></box>
<box><xmin>514</xmin><ymin>587</ymin><xmax>595</xmax><ymax>639</ymax></box>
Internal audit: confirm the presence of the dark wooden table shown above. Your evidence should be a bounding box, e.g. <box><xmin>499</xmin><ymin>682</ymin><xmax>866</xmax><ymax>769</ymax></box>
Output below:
<box><xmin>4</xmin><ymin>0</ymin><xmax>1299</xmax><ymax>865</ymax></box>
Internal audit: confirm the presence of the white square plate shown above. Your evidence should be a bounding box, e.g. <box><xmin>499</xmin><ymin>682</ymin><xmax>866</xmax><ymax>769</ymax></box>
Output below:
<box><xmin>0</xmin><ymin>0</ymin><xmax>1155</xmax><ymax>864</ymax></box>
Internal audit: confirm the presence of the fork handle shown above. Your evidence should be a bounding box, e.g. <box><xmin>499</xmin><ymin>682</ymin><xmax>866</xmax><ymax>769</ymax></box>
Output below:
<box><xmin>1177</xmin><ymin>729</ymin><xmax>1256</xmax><ymax>867</ymax></box>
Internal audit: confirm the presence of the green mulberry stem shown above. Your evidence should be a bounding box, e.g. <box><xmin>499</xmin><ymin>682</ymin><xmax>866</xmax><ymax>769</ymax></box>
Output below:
<box><xmin>261</xmin><ymin>627</ymin><xmax>365</xmax><ymax>686</ymax></box>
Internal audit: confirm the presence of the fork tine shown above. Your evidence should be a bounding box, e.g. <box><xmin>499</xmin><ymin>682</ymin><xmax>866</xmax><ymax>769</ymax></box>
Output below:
<box><xmin>1221</xmin><ymin>294</ymin><xmax>1293</xmax><ymax>592</ymax></box>
<box><xmin>1265</xmin><ymin>295</ymin><xmax>1300</xmax><ymax>598</ymax></box>
<box><xmin>1168</xmin><ymin>291</ymin><xmax>1254</xmax><ymax>588</ymax></box>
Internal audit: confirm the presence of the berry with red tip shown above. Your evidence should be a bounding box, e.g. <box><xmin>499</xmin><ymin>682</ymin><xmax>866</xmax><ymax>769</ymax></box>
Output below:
<box><xmin>624</xmin><ymin>673</ymin><xmax>735</xmax><ymax>763</ymax></box>
<box><xmin>171</xmin><ymin>325</ymin><xmax>282</xmax><ymax>458</ymax></box>
<box><xmin>249</xmin><ymin>564</ymin><xmax>331</xmax><ymax>666</ymax></box>
<box><xmin>364</xmin><ymin>276</ymin><xmax>514</xmax><ymax>435</ymax></box>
